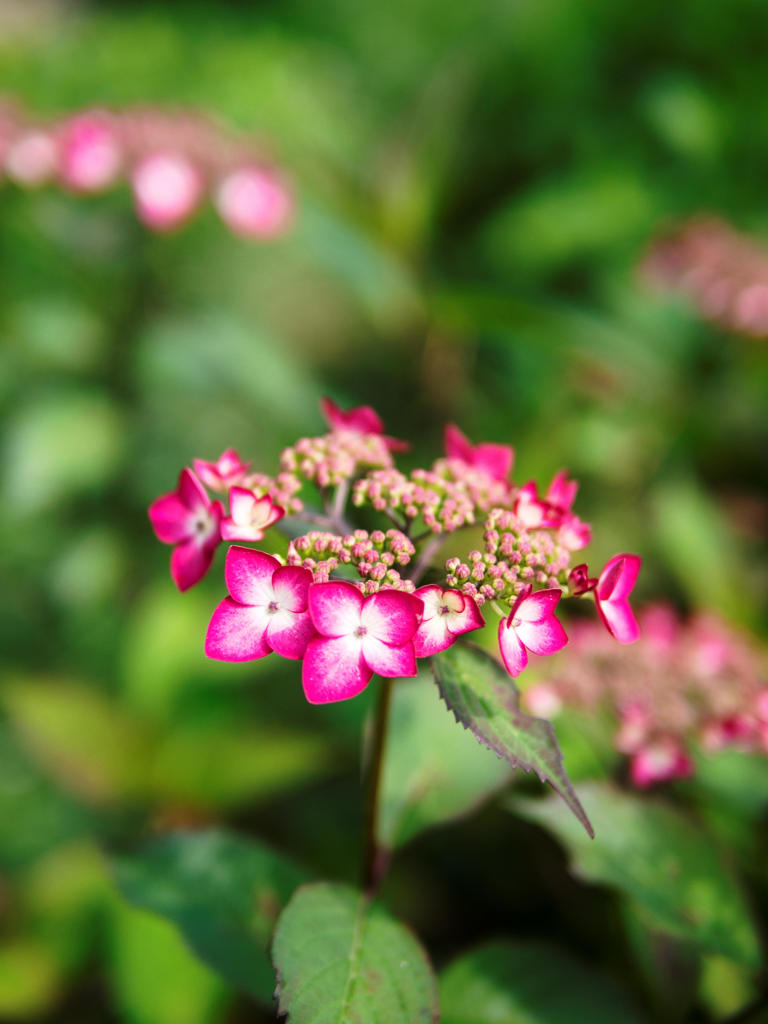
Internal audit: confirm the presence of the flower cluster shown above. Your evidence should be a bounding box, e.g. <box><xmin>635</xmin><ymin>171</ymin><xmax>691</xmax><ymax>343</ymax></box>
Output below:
<box><xmin>642</xmin><ymin>216</ymin><xmax>768</xmax><ymax>339</ymax></box>
<box><xmin>149</xmin><ymin>399</ymin><xmax>640</xmax><ymax>702</ymax></box>
<box><xmin>0</xmin><ymin>98</ymin><xmax>293</xmax><ymax>238</ymax></box>
<box><xmin>524</xmin><ymin>604</ymin><xmax>768</xmax><ymax>786</ymax></box>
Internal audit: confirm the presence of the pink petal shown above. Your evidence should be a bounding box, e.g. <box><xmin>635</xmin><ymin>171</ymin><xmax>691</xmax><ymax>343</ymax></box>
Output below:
<box><xmin>302</xmin><ymin>635</ymin><xmax>371</xmax><ymax>704</ymax></box>
<box><xmin>362</xmin><ymin>636</ymin><xmax>417</xmax><ymax>678</ymax></box>
<box><xmin>148</xmin><ymin>492</ymin><xmax>192</xmax><ymax>543</ymax></box>
<box><xmin>597</xmin><ymin>554</ymin><xmax>642</xmax><ymax>602</ymax></box>
<box><xmin>361</xmin><ymin>590</ymin><xmax>422</xmax><ymax>645</ymax></box>
<box><xmin>473</xmin><ymin>442</ymin><xmax>513</xmax><ymax>481</ymax></box>
<box><xmin>308</xmin><ymin>580</ymin><xmax>363</xmax><ymax>637</ymax></box>
<box><xmin>546</xmin><ymin>469</ymin><xmax>578</xmax><ymax>511</ymax></box>
<box><xmin>177</xmin><ymin>468</ymin><xmax>210</xmax><ymax>513</ymax></box>
<box><xmin>221</xmin><ymin>520</ymin><xmax>266</xmax><ymax>542</ymax></box>
<box><xmin>205</xmin><ymin>598</ymin><xmax>271</xmax><ymax>661</ymax></box>
<box><xmin>272</xmin><ymin>566</ymin><xmax>312</xmax><ymax>613</ymax></box>
<box><xmin>444</xmin><ymin>423</ymin><xmax>475</xmax><ymax>463</ymax></box>
<box><xmin>265</xmin><ymin>608</ymin><xmax>316</xmax><ymax>660</ymax></box>
<box><xmin>224</xmin><ymin>546</ymin><xmax>280</xmax><ymax>605</ymax></box>
<box><xmin>596</xmin><ymin>596</ymin><xmax>640</xmax><ymax>645</ymax></box>
<box><xmin>498</xmin><ymin>618</ymin><xmax>528</xmax><ymax>677</ymax></box>
<box><xmin>413</xmin><ymin>613</ymin><xmax>453</xmax><ymax>658</ymax></box>
<box><xmin>320</xmin><ymin>397</ymin><xmax>384</xmax><ymax>435</ymax></box>
<box><xmin>516</xmin><ymin>614</ymin><xmax>568</xmax><ymax>656</ymax></box>
<box><xmin>450</xmin><ymin>594</ymin><xmax>485</xmax><ymax>634</ymax></box>
<box><xmin>228</xmin><ymin>486</ymin><xmax>258</xmax><ymax>523</ymax></box>
<box><xmin>514</xmin><ymin>588</ymin><xmax>562</xmax><ymax>624</ymax></box>
<box><xmin>170</xmin><ymin>537</ymin><xmax>216</xmax><ymax>591</ymax></box>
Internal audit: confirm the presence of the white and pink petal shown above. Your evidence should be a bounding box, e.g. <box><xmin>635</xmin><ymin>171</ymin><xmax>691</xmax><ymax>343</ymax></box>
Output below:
<box><xmin>302</xmin><ymin>634</ymin><xmax>371</xmax><ymax>704</ymax></box>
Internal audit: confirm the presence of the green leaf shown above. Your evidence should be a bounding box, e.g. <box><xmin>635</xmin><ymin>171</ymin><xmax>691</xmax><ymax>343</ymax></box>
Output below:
<box><xmin>440</xmin><ymin>941</ymin><xmax>647</xmax><ymax>1024</ymax></box>
<box><xmin>431</xmin><ymin>644</ymin><xmax>593</xmax><ymax>837</ymax></box>
<box><xmin>113</xmin><ymin>828</ymin><xmax>306</xmax><ymax>1002</ymax></box>
<box><xmin>378</xmin><ymin>675</ymin><xmax>511</xmax><ymax>849</ymax></box>
<box><xmin>510</xmin><ymin>782</ymin><xmax>761</xmax><ymax>966</ymax></box>
<box><xmin>272</xmin><ymin>882</ymin><xmax>438</xmax><ymax>1024</ymax></box>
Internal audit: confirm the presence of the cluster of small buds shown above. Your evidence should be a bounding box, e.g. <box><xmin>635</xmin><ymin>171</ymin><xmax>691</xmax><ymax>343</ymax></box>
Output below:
<box><xmin>243</xmin><ymin>471</ymin><xmax>303</xmax><ymax>514</ymax></box>
<box><xmin>352</xmin><ymin>468</ymin><xmax>476</xmax><ymax>533</ymax></box>
<box><xmin>280</xmin><ymin>431</ymin><xmax>394</xmax><ymax>490</ymax></box>
<box><xmin>642</xmin><ymin>216</ymin><xmax>768</xmax><ymax>339</ymax></box>
<box><xmin>524</xmin><ymin>604</ymin><xmax>768</xmax><ymax>786</ymax></box>
<box><xmin>286</xmin><ymin>529</ymin><xmax>416</xmax><ymax>592</ymax></box>
<box><xmin>430</xmin><ymin>458</ymin><xmax>512</xmax><ymax>514</ymax></box>
<box><xmin>0</xmin><ymin>98</ymin><xmax>293</xmax><ymax>238</ymax></box>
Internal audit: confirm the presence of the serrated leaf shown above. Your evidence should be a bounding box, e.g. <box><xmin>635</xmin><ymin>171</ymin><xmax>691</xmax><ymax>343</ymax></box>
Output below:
<box><xmin>113</xmin><ymin>829</ymin><xmax>306</xmax><ymax>1002</ymax></box>
<box><xmin>378</xmin><ymin>674</ymin><xmax>511</xmax><ymax>850</ymax></box>
<box><xmin>510</xmin><ymin>782</ymin><xmax>761</xmax><ymax>966</ymax></box>
<box><xmin>431</xmin><ymin>644</ymin><xmax>593</xmax><ymax>837</ymax></box>
<box><xmin>272</xmin><ymin>882</ymin><xmax>438</xmax><ymax>1024</ymax></box>
<box><xmin>440</xmin><ymin>940</ymin><xmax>647</xmax><ymax>1024</ymax></box>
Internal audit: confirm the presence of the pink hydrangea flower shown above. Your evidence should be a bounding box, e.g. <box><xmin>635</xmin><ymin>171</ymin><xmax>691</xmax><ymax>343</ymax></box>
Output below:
<box><xmin>4</xmin><ymin>130</ymin><xmax>58</xmax><ymax>186</ymax></box>
<box><xmin>131</xmin><ymin>152</ymin><xmax>203</xmax><ymax>231</ymax></box>
<box><xmin>594</xmin><ymin>554</ymin><xmax>642</xmax><ymax>644</ymax></box>
<box><xmin>215</xmin><ymin>166</ymin><xmax>293</xmax><ymax>238</ymax></box>
<box><xmin>221</xmin><ymin>488</ymin><xmax>284</xmax><ymax>542</ymax></box>
<box><xmin>498</xmin><ymin>585</ymin><xmax>568</xmax><ymax>677</ymax></box>
<box><xmin>302</xmin><ymin>581</ymin><xmax>423</xmax><ymax>704</ymax></box>
<box><xmin>524</xmin><ymin>683</ymin><xmax>563</xmax><ymax>718</ymax></box>
<box><xmin>59</xmin><ymin>112</ymin><xmax>121</xmax><ymax>192</ymax></box>
<box><xmin>320</xmin><ymin>397</ymin><xmax>408</xmax><ymax>452</ymax></box>
<box><xmin>412</xmin><ymin>585</ymin><xmax>484</xmax><ymax>657</ymax></box>
<box><xmin>444</xmin><ymin>423</ymin><xmax>513</xmax><ymax>482</ymax></box>
<box><xmin>630</xmin><ymin>737</ymin><xmax>693</xmax><ymax>788</ymax></box>
<box><xmin>193</xmin><ymin>449</ymin><xmax>251</xmax><ymax>492</ymax></box>
<box><xmin>148</xmin><ymin>468</ymin><xmax>224</xmax><ymax>591</ymax></box>
<box><xmin>205</xmin><ymin>547</ymin><xmax>315</xmax><ymax>662</ymax></box>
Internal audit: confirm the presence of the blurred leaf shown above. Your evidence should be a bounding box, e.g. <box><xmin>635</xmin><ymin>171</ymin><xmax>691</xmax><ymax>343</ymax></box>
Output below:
<box><xmin>49</xmin><ymin>527</ymin><xmax>125</xmax><ymax>608</ymax></box>
<box><xmin>113</xmin><ymin>828</ymin><xmax>306</xmax><ymax>1002</ymax></box>
<box><xmin>9</xmin><ymin>298</ymin><xmax>105</xmax><ymax>373</ymax></box>
<box><xmin>0</xmin><ymin>940</ymin><xmax>63</xmax><ymax>1020</ymax></box>
<box><xmin>439</xmin><ymin>940</ymin><xmax>647</xmax><ymax>1024</ymax></box>
<box><xmin>698</xmin><ymin>954</ymin><xmax>755</xmax><ymax>1018</ymax></box>
<box><xmin>272</xmin><ymin>882</ymin><xmax>438</xmax><ymax>1024</ymax></box>
<box><xmin>432</xmin><ymin>644</ymin><xmax>592</xmax><ymax>837</ymax></box>
<box><xmin>510</xmin><ymin>782</ymin><xmax>761</xmax><ymax>966</ymax></box>
<box><xmin>108</xmin><ymin>896</ymin><xmax>228</xmax><ymax>1024</ymax></box>
<box><xmin>378</xmin><ymin>674</ymin><xmax>510</xmax><ymax>849</ymax></box>
<box><xmin>641</xmin><ymin>74</ymin><xmax>723</xmax><ymax>160</ymax></box>
<box><xmin>2</xmin><ymin>389</ymin><xmax>124</xmax><ymax>514</ymax></box>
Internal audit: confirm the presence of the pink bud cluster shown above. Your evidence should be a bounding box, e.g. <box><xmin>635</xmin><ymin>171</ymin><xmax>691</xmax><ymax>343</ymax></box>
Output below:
<box><xmin>149</xmin><ymin>398</ymin><xmax>640</xmax><ymax>702</ymax></box>
<box><xmin>0</xmin><ymin>99</ymin><xmax>293</xmax><ymax>238</ymax></box>
<box><xmin>642</xmin><ymin>216</ymin><xmax>768</xmax><ymax>339</ymax></box>
<box><xmin>524</xmin><ymin>604</ymin><xmax>768</xmax><ymax>786</ymax></box>
<box><xmin>286</xmin><ymin>529</ymin><xmax>416</xmax><ymax>592</ymax></box>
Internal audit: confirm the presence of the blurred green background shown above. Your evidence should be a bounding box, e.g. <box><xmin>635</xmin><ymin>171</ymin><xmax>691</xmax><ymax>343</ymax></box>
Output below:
<box><xmin>1</xmin><ymin>1</ymin><xmax>767</xmax><ymax>1021</ymax></box>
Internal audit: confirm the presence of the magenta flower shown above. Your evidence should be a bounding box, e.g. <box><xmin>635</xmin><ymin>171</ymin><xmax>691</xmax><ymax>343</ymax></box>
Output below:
<box><xmin>215</xmin><ymin>166</ymin><xmax>293</xmax><ymax>238</ymax></box>
<box><xmin>444</xmin><ymin>423</ymin><xmax>513</xmax><ymax>482</ymax></box>
<box><xmin>513</xmin><ymin>481</ymin><xmax>559</xmax><ymax>528</ymax></box>
<box><xmin>594</xmin><ymin>554</ymin><xmax>642</xmax><ymax>644</ymax></box>
<box><xmin>498</xmin><ymin>585</ymin><xmax>568</xmax><ymax>678</ymax></box>
<box><xmin>320</xmin><ymin>397</ymin><xmax>408</xmax><ymax>452</ymax></box>
<box><xmin>221</xmin><ymin>488</ymin><xmax>285</xmax><ymax>542</ymax></box>
<box><xmin>630</xmin><ymin>738</ymin><xmax>693</xmax><ymax>788</ymax></box>
<box><xmin>205</xmin><ymin>547</ymin><xmax>314</xmax><ymax>662</ymax></box>
<box><xmin>148</xmin><ymin>468</ymin><xmax>224</xmax><ymax>591</ymax></box>
<box><xmin>302</xmin><ymin>582</ymin><xmax>423</xmax><ymax>704</ymax></box>
<box><xmin>412</xmin><ymin>585</ymin><xmax>484</xmax><ymax>657</ymax></box>
<box><xmin>131</xmin><ymin>152</ymin><xmax>203</xmax><ymax>231</ymax></box>
<box><xmin>193</xmin><ymin>449</ymin><xmax>251</xmax><ymax>492</ymax></box>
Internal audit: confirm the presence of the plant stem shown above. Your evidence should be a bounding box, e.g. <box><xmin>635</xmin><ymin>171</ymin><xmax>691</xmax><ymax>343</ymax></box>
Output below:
<box><xmin>362</xmin><ymin>677</ymin><xmax>394</xmax><ymax>897</ymax></box>
<box><xmin>409</xmin><ymin>535</ymin><xmax>444</xmax><ymax>586</ymax></box>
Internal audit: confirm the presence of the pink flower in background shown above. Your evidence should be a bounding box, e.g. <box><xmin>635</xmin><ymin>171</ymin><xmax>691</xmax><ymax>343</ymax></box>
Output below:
<box><xmin>221</xmin><ymin>488</ymin><xmax>284</xmax><ymax>542</ymax></box>
<box><xmin>148</xmin><ymin>468</ymin><xmax>224</xmax><ymax>590</ymax></box>
<box><xmin>4</xmin><ymin>130</ymin><xmax>58</xmax><ymax>186</ymax></box>
<box><xmin>193</xmin><ymin>449</ymin><xmax>251</xmax><ymax>492</ymax></box>
<box><xmin>412</xmin><ymin>585</ymin><xmax>484</xmax><ymax>657</ymax></box>
<box><xmin>444</xmin><ymin>423</ymin><xmax>513</xmax><ymax>482</ymax></box>
<box><xmin>320</xmin><ymin>397</ymin><xmax>408</xmax><ymax>452</ymax></box>
<box><xmin>215</xmin><ymin>166</ymin><xmax>293</xmax><ymax>238</ymax></box>
<box><xmin>594</xmin><ymin>553</ymin><xmax>642</xmax><ymax>644</ymax></box>
<box><xmin>498</xmin><ymin>585</ymin><xmax>568</xmax><ymax>677</ymax></box>
<box><xmin>131</xmin><ymin>152</ymin><xmax>204</xmax><ymax>231</ymax></box>
<box><xmin>206</xmin><ymin>547</ymin><xmax>314</xmax><ymax>662</ymax></box>
<box><xmin>303</xmin><ymin>581</ymin><xmax>422</xmax><ymax>703</ymax></box>
<box><xmin>59</xmin><ymin>112</ymin><xmax>121</xmax><ymax>192</ymax></box>
<box><xmin>524</xmin><ymin>683</ymin><xmax>563</xmax><ymax>718</ymax></box>
<box><xmin>630</xmin><ymin>738</ymin><xmax>693</xmax><ymax>788</ymax></box>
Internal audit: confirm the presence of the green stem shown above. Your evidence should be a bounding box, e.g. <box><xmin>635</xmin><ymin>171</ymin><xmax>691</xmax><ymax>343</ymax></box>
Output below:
<box><xmin>362</xmin><ymin>678</ymin><xmax>394</xmax><ymax>897</ymax></box>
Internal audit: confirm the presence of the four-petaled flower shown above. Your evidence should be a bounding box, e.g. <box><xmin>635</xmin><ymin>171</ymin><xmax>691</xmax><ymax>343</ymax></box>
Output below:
<box><xmin>148</xmin><ymin>468</ymin><xmax>223</xmax><ymax>591</ymax></box>
<box><xmin>205</xmin><ymin>547</ymin><xmax>315</xmax><ymax>662</ymax></box>
<box><xmin>221</xmin><ymin>488</ymin><xmax>284</xmax><ymax>542</ymax></box>
<box><xmin>412</xmin><ymin>585</ymin><xmax>484</xmax><ymax>657</ymax></box>
<box><xmin>444</xmin><ymin>423</ymin><xmax>513</xmax><ymax>482</ymax></box>
<box><xmin>303</xmin><ymin>582</ymin><xmax>423</xmax><ymax>704</ymax></box>
<box><xmin>498</xmin><ymin>585</ymin><xmax>568</xmax><ymax>677</ymax></box>
<box><xmin>320</xmin><ymin>397</ymin><xmax>408</xmax><ymax>452</ymax></box>
<box><xmin>594</xmin><ymin>554</ymin><xmax>642</xmax><ymax>644</ymax></box>
<box><xmin>193</xmin><ymin>449</ymin><xmax>251</xmax><ymax>491</ymax></box>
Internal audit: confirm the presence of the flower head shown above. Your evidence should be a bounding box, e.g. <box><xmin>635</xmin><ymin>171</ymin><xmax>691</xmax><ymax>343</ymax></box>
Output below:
<box><xmin>443</xmin><ymin>423</ymin><xmax>513</xmax><ymax>482</ymax></box>
<box><xmin>59</xmin><ymin>111</ymin><xmax>121</xmax><ymax>192</ymax></box>
<box><xmin>302</xmin><ymin>582</ymin><xmax>422</xmax><ymax>703</ymax></box>
<box><xmin>594</xmin><ymin>554</ymin><xmax>642</xmax><ymax>644</ymax></box>
<box><xmin>221</xmin><ymin>488</ymin><xmax>284</xmax><ymax>542</ymax></box>
<box><xmin>412</xmin><ymin>585</ymin><xmax>485</xmax><ymax>658</ymax></box>
<box><xmin>148</xmin><ymin>468</ymin><xmax>223</xmax><ymax>590</ymax></box>
<box><xmin>205</xmin><ymin>547</ymin><xmax>314</xmax><ymax>662</ymax></box>
<box><xmin>193</xmin><ymin>449</ymin><xmax>251</xmax><ymax>492</ymax></box>
<box><xmin>215</xmin><ymin>166</ymin><xmax>293</xmax><ymax>238</ymax></box>
<box><xmin>498</xmin><ymin>585</ymin><xmax>568</xmax><ymax>677</ymax></box>
<box><xmin>630</xmin><ymin>738</ymin><xmax>693</xmax><ymax>788</ymax></box>
<box><xmin>131</xmin><ymin>152</ymin><xmax>204</xmax><ymax>231</ymax></box>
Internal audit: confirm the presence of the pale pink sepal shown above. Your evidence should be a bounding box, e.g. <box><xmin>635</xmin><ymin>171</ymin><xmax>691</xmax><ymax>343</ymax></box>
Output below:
<box><xmin>498</xmin><ymin>585</ymin><xmax>568</xmax><ymax>678</ymax></box>
<box><xmin>221</xmin><ymin>487</ymin><xmax>284</xmax><ymax>542</ymax></box>
<box><xmin>444</xmin><ymin>423</ymin><xmax>513</xmax><ymax>482</ymax></box>
<box><xmin>413</xmin><ymin>585</ymin><xmax>485</xmax><ymax>658</ymax></box>
<box><xmin>595</xmin><ymin>553</ymin><xmax>642</xmax><ymax>644</ymax></box>
<box><xmin>193</xmin><ymin>449</ymin><xmax>251</xmax><ymax>491</ymax></box>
